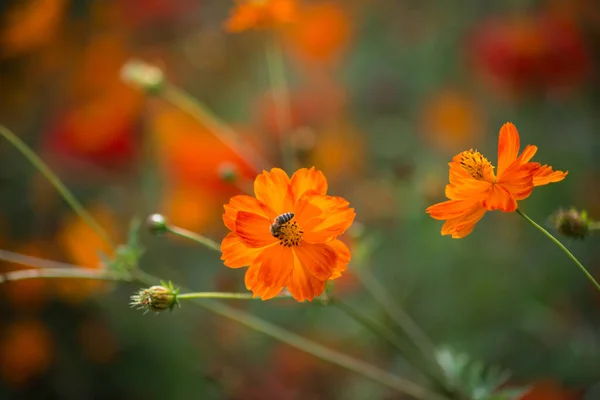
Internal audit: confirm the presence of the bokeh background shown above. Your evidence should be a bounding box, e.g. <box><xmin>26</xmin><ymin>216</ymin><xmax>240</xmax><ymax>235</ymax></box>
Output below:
<box><xmin>1</xmin><ymin>0</ymin><xmax>599</xmax><ymax>399</ymax></box>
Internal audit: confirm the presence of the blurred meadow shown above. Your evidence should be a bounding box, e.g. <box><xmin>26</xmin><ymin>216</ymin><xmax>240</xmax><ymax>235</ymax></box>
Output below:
<box><xmin>1</xmin><ymin>0</ymin><xmax>600</xmax><ymax>399</ymax></box>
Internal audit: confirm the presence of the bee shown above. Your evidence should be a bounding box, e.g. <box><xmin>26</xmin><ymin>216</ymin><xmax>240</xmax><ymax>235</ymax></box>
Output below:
<box><xmin>270</xmin><ymin>212</ymin><xmax>294</xmax><ymax>238</ymax></box>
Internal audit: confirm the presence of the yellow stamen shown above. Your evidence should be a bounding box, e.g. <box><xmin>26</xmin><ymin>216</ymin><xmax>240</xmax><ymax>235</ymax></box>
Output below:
<box><xmin>277</xmin><ymin>221</ymin><xmax>303</xmax><ymax>247</ymax></box>
<box><xmin>460</xmin><ymin>149</ymin><xmax>493</xmax><ymax>180</ymax></box>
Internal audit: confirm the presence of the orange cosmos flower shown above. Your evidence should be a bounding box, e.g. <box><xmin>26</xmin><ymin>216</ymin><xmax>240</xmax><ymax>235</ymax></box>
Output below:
<box><xmin>426</xmin><ymin>122</ymin><xmax>567</xmax><ymax>238</ymax></box>
<box><xmin>225</xmin><ymin>0</ymin><xmax>297</xmax><ymax>32</ymax></box>
<box><xmin>221</xmin><ymin>167</ymin><xmax>355</xmax><ymax>301</ymax></box>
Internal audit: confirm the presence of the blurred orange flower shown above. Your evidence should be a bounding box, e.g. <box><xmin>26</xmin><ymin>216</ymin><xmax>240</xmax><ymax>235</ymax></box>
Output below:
<box><xmin>420</xmin><ymin>89</ymin><xmax>484</xmax><ymax>153</ymax></box>
<box><xmin>151</xmin><ymin>107</ymin><xmax>257</xmax><ymax>232</ymax></box>
<box><xmin>426</xmin><ymin>122</ymin><xmax>567</xmax><ymax>238</ymax></box>
<box><xmin>1</xmin><ymin>0</ymin><xmax>67</xmax><ymax>58</ymax></box>
<box><xmin>225</xmin><ymin>0</ymin><xmax>297</xmax><ymax>32</ymax></box>
<box><xmin>467</xmin><ymin>14</ymin><xmax>590</xmax><ymax>95</ymax></box>
<box><xmin>221</xmin><ymin>167</ymin><xmax>355</xmax><ymax>301</ymax></box>
<box><xmin>285</xmin><ymin>2</ymin><xmax>352</xmax><ymax>64</ymax></box>
<box><xmin>0</xmin><ymin>319</ymin><xmax>53</xmax><ymax>387</ymax></box>
<box><xmin>55</xmin><ymin>205</ymin><xmax>118</xmax><ymax>302</ymax></box>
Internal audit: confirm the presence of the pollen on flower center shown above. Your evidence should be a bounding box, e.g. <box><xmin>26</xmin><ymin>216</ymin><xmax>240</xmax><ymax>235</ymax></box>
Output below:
<box><xmin>460</xmin><ymin>149</ymin><xmax>492</xmax><ymax>180</ymax></box>
<box><xmin>273</xmin><ymin>221</ymin><xmax>303</xmax><ymax>247</ymax></box>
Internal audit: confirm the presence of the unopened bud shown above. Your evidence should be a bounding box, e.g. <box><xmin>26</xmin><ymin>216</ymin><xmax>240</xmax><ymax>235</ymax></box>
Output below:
<box><xmin>146</xmin><ymin>214</ymin><xmax>169</xmax><ymax>236</ymax></box>
<box><xmin>130</xmin><ymin>281</ymin><xmax>179</xmax><ymax>314</ymax></box>
<box><xmin>218</xmin><ymin>162</ymin><xmax>238</xmax><ymax>183</ymax></box>
<box><xmin>550</xmin><ymin>208</ymin><xmax>590</xmax><ymax>239</ymax></box>
<box><xmin>120</xmin><ymin>59</ymin><xmax>165</xmax><ymax>94</ymax></box>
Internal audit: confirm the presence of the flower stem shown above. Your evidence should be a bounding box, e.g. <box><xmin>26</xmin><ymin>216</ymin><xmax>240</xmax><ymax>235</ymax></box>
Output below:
<box><xmin>353</xmin><ymin>267</ymin><xmax>448</xmax><ymax>385</ymax></box>
<box><xmin>0</xmin><ymin>267</ymin><xmax>127</xmax><ymax>283</ymax></box>
<box><xmin>162</xmin><ymin>84</ymin><xmax>269</xmax><ymax>172</ymax></box>
<box><xmin>265</xmin><ymin>34</ymin><xmax>295</xmax><ymax>174</ymax></box>
<box><xmin>0</xmin><ymin>250</ymin><xmax>442</xmax><ymax>399</ymax></box>
<box><xmin>516</xmin><ymin>209</ymin><xmax>600</xmax><ymax>292</ymax></box>
<box><xmin>133</xmin><ymin>271</ymin><xmax>440</xmax><ymax>400</ymax></box>
<box><xmin>179</xmin><ymin>292</ymin><xmax>292</xmax><ymax>300</ymax></box>
<box><xmin>0</xmin><ymin>125</ymin><xmax>115</xmax><ymax>249</ymax></box>
<box><xmin>166</xmin><ymin>225</ymin><xmax>221</xmax><ymax>252</ymax></box>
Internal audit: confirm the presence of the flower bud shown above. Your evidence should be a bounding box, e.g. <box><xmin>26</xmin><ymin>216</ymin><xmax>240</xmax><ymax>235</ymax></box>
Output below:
<box><xmin>550</xmin><ymin>208</ymin><xmax>590</xmax><ymax>239</ymax></box>
<box><xmin>120</xmin><ymin>59</ymin><xmax>165</xmax><ymax>94</ymax></box>
<box><xmin>130</xmin><ymin>282</ymin><xmax>179</xmax><ymax>314</ymax></box>
<box><xmin>218</xmin><ymin>162</ymin><xmax>239</xmax><ymax>184</ymax></box>
<box><xmin>146</xmin><ymin>214</ymin><xmax>169</xmax><ymax>236</ymax></box>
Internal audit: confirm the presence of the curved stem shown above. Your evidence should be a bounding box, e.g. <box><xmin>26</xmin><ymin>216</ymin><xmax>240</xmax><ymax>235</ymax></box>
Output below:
<box><xmin>0</xmin><ymin>125</ymin><xmax>115</xmax><ymax>249</ymax></box>
<box><xmin>265</xmin><ymin>35</ymin><xmax>295</xmax><ymax>173</ymax></box>
<box><xmin>0</xmin><ymin>251</ymin><xmax>441</xmax><ymax>398</ymax></box>
<box><xmin>133</xmin><ymin>271</ymin><xmax>441</xmax><ymax>400</ymax></box>
<box><xmin>162</xmin><ymin>85</ymin><xmax>269</xmax><ymax>172</ymax></box>
<box><xmin>516</xmin><ymin>209</ymin><xmax>600</xmax><ymax>292</ymax></box>
<box><xmin>166</xmin><ymin>225</ymin><xmax>220</xmax><ymax>252</ymax></box>
<box><xmin>353</xmin><ymin>267</ymin><xmax>448</xmax><ymax>385</ymax></box>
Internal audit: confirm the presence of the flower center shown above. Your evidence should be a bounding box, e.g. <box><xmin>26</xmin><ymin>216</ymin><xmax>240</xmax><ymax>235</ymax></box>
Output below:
<box><xmin>270</xmin><ymin>213</ymin><xmax>303</xmax><ymax>247</ymax></box>
<box><xmin>460</xmin><ymin>149</ymin><xmax>492</xmax><ymax>180</ymax></box>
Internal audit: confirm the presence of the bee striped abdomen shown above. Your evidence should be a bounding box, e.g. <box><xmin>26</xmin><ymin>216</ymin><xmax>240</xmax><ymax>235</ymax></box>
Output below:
<box><xmin>270</xmin><ymin>212</ymin><xmax>295</xmax><ymax>238</ymax></box>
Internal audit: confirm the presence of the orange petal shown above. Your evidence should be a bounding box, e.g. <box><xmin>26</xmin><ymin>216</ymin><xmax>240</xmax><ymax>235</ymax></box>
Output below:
<box><xmin>327</xmin><ymin>239</ymin><xmax>351</xmax><ymax>279</ymax></box>
<box><xmin>223</xmin><ymin>195</ymin><xmax>270</xmax><ymax>231</ymax></box>
<box><xmin>296</xmin><ymin>194</ymin><xmax>354</xmax><ymax>242</ymax></box>
<box><xmin>497</xmin><ymin>122</ymin><xmax>521</xmax><ymax>177</ymax></box>
<box><xmin>517</xmin><ymin>145</ymin><xmax>538</xmax><ymax>164</ymax></box>
<box><xmin>426</xmin><ymin>198</ymin><xmax>480</xmax><ymax>220</ymax></box>
<box><xmin>294</xmin><ymin>242</ymin><xmax>337</xmax><ymax>280</ymax></box>
<box><xmin>481</xmin><ymin>184</ymin><xmax>517</xmax><ymax>212</ymax></box>
<box><xmin>254</xmin><ymin>168</ymin><xmax>294</xmax><ymax>217</ymax></box>
<box><xmin>497</xmin><ymin>162</ymin><xmax>537</xmax><ymax>200</ymax></box>
<box><xmin>290</xmin><ymin>167</ymin><xmax>328</xmax><ymax>202</ymax></box>
<box><xmin>234</xmin><ymin>211</ymin><xmax>277</xmax><ymax>248</ymax></box>
<box><xmin>441</xmin><ymin>204</ymin><xmax>487</xmax><ymax>238</ymax></box>
<box><xmin>445</xmin><ymin>179</ymin><xmax>491</xmax><ymax>200</ymax></box>
<box><xmin>287</xmin><ymin>257</ymin><xmax>326</xmax><ymax>302</ymax></box>
<box><xmin>221</xmin><ymin>232</ymin><xmax>261</xmax><ymax>268</ymax></box>
<box><xmin>244</xmin><ymin>263</ymin><xmax>284</xmax><ymax>300</ymax></box>
<box><xmin>256</xmin><ymin>243</ymin><xmax>294</xmax><ymax>288</ymax></box>
<box><xmin>533</xmin><ymin>165</ymin><xmax>568</xmax><ymax>186</ymax></box>
<box><xmin>303</xmin><ymin>208</ymin><xmax>355</xmax><ymax>243</ymax></box>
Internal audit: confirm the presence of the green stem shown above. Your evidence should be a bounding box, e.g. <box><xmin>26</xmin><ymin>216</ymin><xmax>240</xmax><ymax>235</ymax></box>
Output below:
<box><xmin>516</xmin><ymin>209</ymin><xmax>600</xmax><ymax>292</ymax></box>
<box><xmin>133</xmin><ymin>271</ymin><xmax>439</xmax><ymax>400</ymax></box>
<box><xmin>0</xmin><ymin>250</ymin><xmax>439</xmax><ymax>399</ymax></box>
<box><xmin>0</xmin><ymin>268</ymin><xmax>127</xmax><ymax>283</ymax></box>
<box><xmin>265</xmin><ymin>35</ymin><xmax>295</xmax><ymax>174</ymax></box>
<box><xmin>179</xmin><ymin>292</ymin><xmax>292</xmax><ymax>300</ymax></box>
<box><xmin>0</xmin><ymin>125</ymin><xmax>115</xmax><ymax>249</ymax></box>
<box><xmin>166</xmin><ymin>225</ymin><xmax>221</xmax><ymax>252</ymax></box>
<box><xmin>162</xmin><ymin>85</ymin><xmax>269</xmax><ymax>172</ymax></box>
<box><xmin>353</xmin><ymin>267</ymin><xmax>448</xmax><ymax>384</ymax></box>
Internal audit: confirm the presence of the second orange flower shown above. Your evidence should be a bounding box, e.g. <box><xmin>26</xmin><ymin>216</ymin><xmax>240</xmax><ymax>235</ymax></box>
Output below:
<box><xmin>221</xmin><ymin>167</ymin><xmax>355</xmax><ymax>301</ymax></box>
<box><xmin>426</xmin><ymin>122</ymin><xmax>567</xmax><ymax>238</ymax></box>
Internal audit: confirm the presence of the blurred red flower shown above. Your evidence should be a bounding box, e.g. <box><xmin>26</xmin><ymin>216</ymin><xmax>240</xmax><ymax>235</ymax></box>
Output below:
<box><xmin>519</xmin><ymin>380</ymin><xmax>583</xmax><ymax>400</ymax></box>
<box><xmin>467</xmin><ymin>14</ymin><xmax>591</xmax><ymax>95</ymax></box>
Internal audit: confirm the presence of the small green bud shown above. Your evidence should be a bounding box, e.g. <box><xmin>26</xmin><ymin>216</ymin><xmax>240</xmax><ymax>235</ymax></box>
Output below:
<box><xmin>130</xmin><ymin>281</ymin><xmax>180</xmax><ymax>314</ymax></box>
<box><xmin>218</xmin><ymin>162</ymin><xmax>238</xmax><ymax>183</ymax></box>
<box><xmin>146</xmin><ymin>214</ymin><xmax>169</xmax><ymax>236</ymax></box>
<box><xmin>550</xmin><ymin>208</ymin><xmax>590</xmax><ymax>239</ymax></box>
<box><xmin>120</xmin><ymin>59</ymin><xmax>165</xmax><ymax>95</ymax></box>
